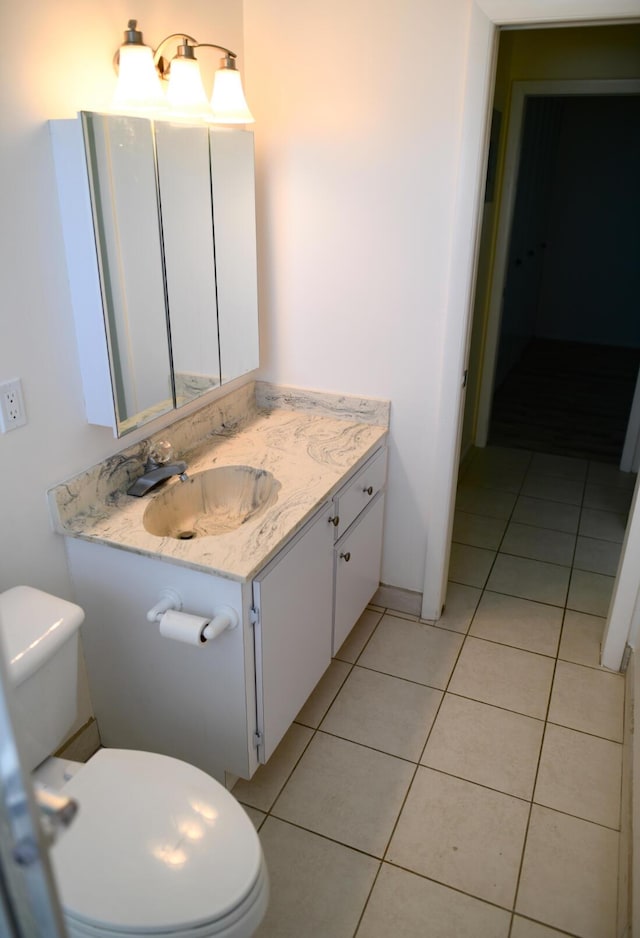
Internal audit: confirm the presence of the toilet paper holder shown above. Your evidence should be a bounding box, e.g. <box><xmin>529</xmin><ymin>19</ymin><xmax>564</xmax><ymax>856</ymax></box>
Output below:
<box><xmin>147</xmin><ymin>589</ymin><xmax>239</xmax><ymax>642</ymax></box>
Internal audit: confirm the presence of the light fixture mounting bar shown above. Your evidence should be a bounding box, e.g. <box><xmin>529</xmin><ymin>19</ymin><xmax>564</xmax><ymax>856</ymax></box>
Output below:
<box><xmin>153</xmin><ymin>34</ymin><xmax>237</xmax><ymax>80</ymax></box>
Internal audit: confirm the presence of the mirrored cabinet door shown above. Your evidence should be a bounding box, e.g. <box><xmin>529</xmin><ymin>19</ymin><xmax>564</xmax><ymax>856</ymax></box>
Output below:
<box><xmin>82</xmin><ymin>113</ymin><xmax>174</xmax><ymax>431</ymax></box>
<box><xmin>210</xmin><ymin>130</ymin><xmax>259</xmax><ymax>385</ymax></box>
<box><xmin>154</xmin><ymin>123</ymin><xmax>222</xmax><ymax>405</ymax></box>
<box><xmin>50</xmin><ymin>113</ymin><xmax>259</xmax><ymax>437</ymax></box>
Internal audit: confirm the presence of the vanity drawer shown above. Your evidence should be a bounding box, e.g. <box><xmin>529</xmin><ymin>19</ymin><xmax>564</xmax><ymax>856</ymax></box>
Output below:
<box><xmin>334</xmin><ymin>447</ymin><xmax>387</xmax><ymax>540</ymax></box>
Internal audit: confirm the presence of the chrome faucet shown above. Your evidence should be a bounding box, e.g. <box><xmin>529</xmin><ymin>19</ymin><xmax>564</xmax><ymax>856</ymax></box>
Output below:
<box><xmin>127</xmin><ymin>441</ymin><xmax>189</xmax><ymax>497</ymax></box>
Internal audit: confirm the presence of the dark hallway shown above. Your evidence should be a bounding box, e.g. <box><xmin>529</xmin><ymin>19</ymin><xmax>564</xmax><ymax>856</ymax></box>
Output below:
<box><xmin>486</xmin><ymin>92</ymin><xmax>640</xmax><ymax>466</ymax></box>
<box><xmin>489</xmin><ymin>338</ymin><xmax>640</xmax><ymax>463</ymax></box>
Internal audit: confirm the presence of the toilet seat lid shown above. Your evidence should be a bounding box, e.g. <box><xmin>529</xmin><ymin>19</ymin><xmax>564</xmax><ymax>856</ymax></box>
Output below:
<box><xmin>51</xmin><ymin>749</ymin><xmax>263</xmax><ymax>934</ymax></box>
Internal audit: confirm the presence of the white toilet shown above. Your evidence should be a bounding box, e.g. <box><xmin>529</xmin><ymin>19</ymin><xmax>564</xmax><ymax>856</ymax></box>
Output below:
<box><xmin>0</xmin><ymin>585</ymin><xmax>268</xmax><ymax>938</ymax></box>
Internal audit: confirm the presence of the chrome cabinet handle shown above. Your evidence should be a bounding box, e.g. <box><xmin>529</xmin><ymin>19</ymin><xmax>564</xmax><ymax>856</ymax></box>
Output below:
<box><xmin>329</xmin><ymin>515</ymin><xmax>340</xmax><ymax>527</ymax></box>
<box><xmin>363</xmin><ymin>485</ymin><xmax>373</xmax><ymax>496</ymax></box>
<box><xmin>340</xmin><ymin>551</ymin><xmax>351</xmax><ymax>562</ymax></box>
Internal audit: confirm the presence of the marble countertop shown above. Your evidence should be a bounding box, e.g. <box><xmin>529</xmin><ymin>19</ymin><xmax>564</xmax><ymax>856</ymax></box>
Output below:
<box><xmin>49</xmin><ymin>382</ymin><xmax>389</xmax><ymax>582</ymax></box>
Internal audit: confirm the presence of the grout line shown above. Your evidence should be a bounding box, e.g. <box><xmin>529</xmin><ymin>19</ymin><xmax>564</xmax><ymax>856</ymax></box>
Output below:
<box><xmin>373</xmin><ymin>603</ymin><xmax>473</xmax><ymax>869</ymax></box>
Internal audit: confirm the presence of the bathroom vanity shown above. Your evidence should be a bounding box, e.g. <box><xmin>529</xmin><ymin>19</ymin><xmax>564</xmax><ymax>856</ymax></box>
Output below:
<box><xmin>50</xmin><ymin>383</ymin><xmax>389</xmax><ymax>782</ymax></box>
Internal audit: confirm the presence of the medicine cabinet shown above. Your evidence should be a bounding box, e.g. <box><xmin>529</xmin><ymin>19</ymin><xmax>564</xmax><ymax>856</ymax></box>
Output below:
<box><xmin>50</xmin><ymin>112</ymin><xmax>259</xmax><ymax>436</ymax></box>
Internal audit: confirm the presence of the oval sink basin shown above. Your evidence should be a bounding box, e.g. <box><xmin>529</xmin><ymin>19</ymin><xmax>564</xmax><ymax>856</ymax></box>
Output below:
<box><xmin>142</xmin><ymin>465</ymin><xmax>280</xmax><ymax>540</ymax></box>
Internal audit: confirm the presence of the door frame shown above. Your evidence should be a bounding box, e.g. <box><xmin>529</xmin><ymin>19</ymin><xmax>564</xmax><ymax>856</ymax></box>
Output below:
<box><xmin>421</xmin><ymin>0</ymin><xmax>639</xmax><ymax>671</ymax></box>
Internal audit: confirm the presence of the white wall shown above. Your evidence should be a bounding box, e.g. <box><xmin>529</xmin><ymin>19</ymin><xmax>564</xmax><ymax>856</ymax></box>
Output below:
<box><xmin>244</xmin><ymin>0</ymin><xmax>475</xmax><ymax>593</ymax></box>
<box><xmin>0</xmin><ymin>0</ymin><xmax>245</xmax><ymax>727</ymax></box>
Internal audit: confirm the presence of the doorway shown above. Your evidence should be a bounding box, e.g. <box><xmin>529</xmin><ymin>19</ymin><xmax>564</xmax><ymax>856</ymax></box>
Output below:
<box><xmin>422</xmin><ymin>12</ymin><xmax>640</xmax><ymax>670</ymax></box>
<box><xmin>471</xmin><ymin>80</ymin><xmax>640</xmax><ymax>465</ymax></box>
<box><xmin>460</xmin><ymin>28</ymin><xmax>640</xmax><ymax>665</ymax></box>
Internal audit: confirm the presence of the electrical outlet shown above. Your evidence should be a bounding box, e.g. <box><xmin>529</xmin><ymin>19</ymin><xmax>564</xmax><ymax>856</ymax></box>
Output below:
<box><xmin>0</xmin><ymin>379</ymin><xmax>27</xmax><ymax>432</ymax></box>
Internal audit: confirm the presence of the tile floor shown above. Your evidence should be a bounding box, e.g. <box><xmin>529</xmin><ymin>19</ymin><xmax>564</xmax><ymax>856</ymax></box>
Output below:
<box><xmin>233</xmin><ymin>446</ymin><xmax>635</xmax><ymax>938</ymax></box>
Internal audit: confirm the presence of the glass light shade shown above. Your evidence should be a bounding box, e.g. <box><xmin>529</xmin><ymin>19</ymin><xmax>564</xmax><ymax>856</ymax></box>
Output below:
<box><xmin>166</xmin><ymin>57</ymin><xmax>212</xmax><ymax>119</ymax></box>
<box><xmin>112</xmin><ymin>44</ymin><xmax>166</xmax><ymax>114</ymax></box>
<box><xmin>210</xmin><ymin>67</ymin><xmax>254</xmax><ymax>124</ymax></box>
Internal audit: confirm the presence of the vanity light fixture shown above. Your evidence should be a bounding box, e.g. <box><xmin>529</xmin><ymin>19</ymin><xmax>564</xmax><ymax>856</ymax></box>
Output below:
<box><xmin>112</xmin><ymin>20</ymin><xmax>254</xmax><ymax>124</ymax></box>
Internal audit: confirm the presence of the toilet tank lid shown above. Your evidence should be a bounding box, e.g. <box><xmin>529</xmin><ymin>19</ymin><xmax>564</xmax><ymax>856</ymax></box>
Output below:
<box><xmin>0</xmin><ymin>586</ymin><xmax>84</xmax><ymax>686</ymax></box>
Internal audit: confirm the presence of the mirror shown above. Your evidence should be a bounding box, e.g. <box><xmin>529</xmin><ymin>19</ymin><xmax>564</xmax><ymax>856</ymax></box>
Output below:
<box><xmin>82</xmin><ymin>113</ymin><xmax>174</xmax><ymax>429</ymax></box>
<box><xmin>78</xmin><ymin>112</ymin><xmax>259</xmax><ymax>436</ymax></box>
<box><xmin>154</xmin><ymin>122</ymin><xmax>221</xmax><ymax>404</ymax></box>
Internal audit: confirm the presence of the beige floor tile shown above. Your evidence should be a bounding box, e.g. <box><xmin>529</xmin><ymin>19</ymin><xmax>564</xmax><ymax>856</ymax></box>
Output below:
<box><xmin>321</xmin><ymin>666</ymin><xmax>442</xmax><ymax>761</ymax></box>
<box><xmin>487</xmin><ymin>554</ymin><xmax>570</xmax><ymax>607</ymax></box>
<box><xmin>511</xmin><ymin>916</ymin><xmax>581</xmax><ymax>937</ymax></box>
<box><xmin>587</xmin><ymin>462</ymin><xmax>636</xmax><ymax>489</ymax></box>
<box><xmin>455</xmin><ymin>485</ymin><xmax>518</xmax><ymax>519</ymax></box>
<box><xmin>242</xmin><ymin>805</ymin><xmax>266</xmax><ymax>830</ymax></box>
<box><xmin>448</xmin><ymin>637</ymin><xmax>554</xmax><ymax>719</ymax></box>
<box><xmin>449</xmin><ymin>542</ymin><xmax>496</xmax><ymax>588</ymax></box>
<box><xmin>272</xmin><ymin>732</ymin><xmax>414</xmax><ymax>857</ymax></box>
<box><xmin>387</xmin><ymin>767</ymin><xmax>529</xmax><ymax>907</ymax></box>
<box><xmin>559</xmin><ymin>610</ymin><xmax>606</xmax><ymax>668</ymax></box>
<box><xmin>358</xmin><ymin>614</ymin><xmax>463</xmax><ymax>689</ymax></box>
<box><xmin>452</xmin><ymin>510</ymin><xmax>508</xmax><ymax>549</ymax></box>
<box><xmin>549</xmin><ymin>661</ymin><xmax>624</xmax><ymax>742</ymax></box>
<box><xmin>421</xmin><ymin>694</ymin><xmax>544</xmax><ymax>799</ymax></box>
<box><xmin>334</xmin><ymin>607</ymin><xmax>383</xmax><ymax>663</ymax></box>
<box><xmin>534</xmin><ymin>724</ymin><xmax>622</xmax><ymax>829</ymax></box>
<box><xmin>468</xmin><ymin>445</ymin><xmax>532</xmax><ymax>472</ymax></box>
<box><xmin>233</xmin><ymin>723</ymin><xmax>313</xmax><ymax>811</ymax></box>
<box><xmin>432</xmin><ymin>581</ymin><xmax>481</xmax><ymax>634</ymax></box>
<box><xmin>296</xmin><ymin>659</ymin><xmax>352</xmax><ymax>728</ymax></box>
<box><xmin>256</xmin><ymin>818</ymin><xmax>379</xmax><ymax>938</ymax></box>
<box><xmin>521</xmin><ymin>473</ymin><xmax>584</xmax><ymax>505</ymax></box>
<box><xmin>516</xmin><ymin>805</ymin><xmax>619</xmax><ymax>938</ymax></box>
<box><xmin>573</xmin><ymin>535</ymin><xmax>622</xmax><ymax>576</ymax></box>
<box><xmin>529</xmin><ymin>452</ymin><xmax>587</xmax><ymax>481</ymax></box>
<box><xmin>469</xmin><ymin>591</ymin><xmax>562</xmax><ymax>657</ymax></box>
<box><xmin>512</xmin><ymin>496</ymin><xmax>580</xmax><ymax>534</ymax></box>
<box><xmin>567</xmin><ymin>569</ymin><xmax>615</xmax><ymax>617</ymax></box>
<box><xmin>583</xmin><ymin>482</ymin><xmax>633</xmax><ymax>513</ymax></box>
<box><xmin>373</xmin><ymin>586</ymin><xmax>422</xmax><ymax>616</ymax></box>
<box><xmin>386</xmin><ymin>609</ymin><xmax>420</xmax><ymax>622</ymax></box>
<box><xmin>461</xmin><ymin>462</ymin><xmax>527</xmax><ymax>494</ymax></box>
<box><xmin>356</xmin><ymin>863</ymin><xmax>511</xmax><ymax>938</ymax></box>
<box><xmin>579</xmin><ymin>508</ymin><xmax>627</xmax><ymax>543</ymax></box>
<box><xmin>501</xmin><ymin>522</ymin><xmax>575</xmax><ymax>567</ymax></box>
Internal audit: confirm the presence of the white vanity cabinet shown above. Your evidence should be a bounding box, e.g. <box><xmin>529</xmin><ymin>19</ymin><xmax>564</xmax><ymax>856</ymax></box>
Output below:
<box><xmin>63</xmin><ymin>442</ymin><xmax>386</xmax><ymax>783</ymax></box>
<box><xmin>331</xmin><ymin>447</ymin><xmax>387</xmax><ymax>653</ymax></box>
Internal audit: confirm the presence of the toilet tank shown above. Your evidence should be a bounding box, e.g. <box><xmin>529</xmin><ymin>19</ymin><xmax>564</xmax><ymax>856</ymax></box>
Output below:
<box><xmin>0</xmin><ymin>586</ymin><xmax>85</xmax><ymax>771</ymax></box>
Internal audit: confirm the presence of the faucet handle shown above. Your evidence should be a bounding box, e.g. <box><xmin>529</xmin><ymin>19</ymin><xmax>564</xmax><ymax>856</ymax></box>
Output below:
<box><xmin>147</xmin><ymin>439</ymin><xmax>174</xmax><ymax>466</ymax></box>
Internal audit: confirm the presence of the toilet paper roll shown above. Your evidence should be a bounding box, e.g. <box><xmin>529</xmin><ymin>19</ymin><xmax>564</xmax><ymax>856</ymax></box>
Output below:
<box><xmin>158</xmin><ymin>609</ymin><xmax>211</xmax><ymax>646</ymax></box>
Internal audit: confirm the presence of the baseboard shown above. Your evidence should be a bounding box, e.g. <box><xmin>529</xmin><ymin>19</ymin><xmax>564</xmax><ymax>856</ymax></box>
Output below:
<box><xmin>372</xmin><ymin>584</ymin><xmax>423</xmax><ymax>617</ymax></box>
<box><xmin>56</xmin><ymin>718</ymin><xmax>101</xmax><ymax>763</ymax></box>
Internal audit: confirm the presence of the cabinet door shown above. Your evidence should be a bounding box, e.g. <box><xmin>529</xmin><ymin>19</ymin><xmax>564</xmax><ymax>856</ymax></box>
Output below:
<box><xmin>210</xmin><ymin>130</ymin><xmax>259</xmax><ymax>384</ymax></box>
<box><xmin>80</xmin><ymin>112</ymin><xmax>173</xmax><ymax>427</ymax></box>
<box><xmin>253</xmin><ymin>504</ymin><xmax>334</xmax><ymax>762</ymax></box>
<box><xmin>154</xmin><ymin>123</ymin><xmax>221</xmax><ymax>399</ymax></box>
<box><xmin>333</xmin><ymin>494</ymin><xmax>385</xmax><ymax>655</ymax></box>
